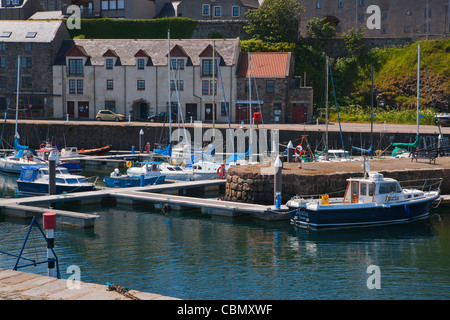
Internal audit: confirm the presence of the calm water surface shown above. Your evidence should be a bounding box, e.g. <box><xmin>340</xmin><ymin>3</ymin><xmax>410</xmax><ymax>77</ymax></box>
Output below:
<box><xmin>0</xmin><ymin>171</ymin><xmax>449</xmax><ymax>300</ymax></box>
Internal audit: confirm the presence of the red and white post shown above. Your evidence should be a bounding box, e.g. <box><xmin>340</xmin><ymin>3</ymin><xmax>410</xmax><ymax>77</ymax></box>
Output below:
<box><xmin>43</xmin><ymin>212</ymin><xmax>57</xmax><ymax>278</ymax></box>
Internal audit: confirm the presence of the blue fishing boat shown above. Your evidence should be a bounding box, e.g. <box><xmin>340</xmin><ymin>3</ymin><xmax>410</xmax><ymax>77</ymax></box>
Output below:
<box><xmin>17</xmin><ymin>165</ymin><xmax>96</xmax><ymax>195</ymax></box>
<box><xmin>103</xmin><ymin>162</ymin><xmax>165</xmax><ymax>188</ymax></box>
<box><xmin>287</xmin><ymin>161</ymin><xmax>442</xmax><ymax>229</ymax></box>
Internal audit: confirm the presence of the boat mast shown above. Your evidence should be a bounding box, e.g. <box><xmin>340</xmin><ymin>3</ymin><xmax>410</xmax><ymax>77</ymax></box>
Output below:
<box><xmin>212</xmin><ymin>40</ymin><xmax>215</xmax><ymax>143</ymax></box>
<box><xmin>248</xmin><ymin>50</ymin><xmax>253</xmax><ymax>162</ymax></box>
<box><xmin>168</xmin><ymin>30</ymin><xmax>172</xmax><ymax>139</ymax></box>
<box><xmin>370</xmin><ymin>65</ymin><xmax>374</xmax><ymax>148</ymax></box>
<box><xmin>416</xmin><ymin>44</ymin><xmax>420</xmax><ymax>137</ymax></box>
<box><xmin>325</xmin><ymin>56</ymin><xmax>329</xmax><ymax>160</ymax></box>
<box><xmin>15</xmin><ymin>56</ymin><xmax>21</xmax><ymax>139</ymax></box>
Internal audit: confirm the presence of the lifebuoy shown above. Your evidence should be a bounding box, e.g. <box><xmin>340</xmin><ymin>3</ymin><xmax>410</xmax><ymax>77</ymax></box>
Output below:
<box><xmin>295</xmin><ymin>145</ymin><xmax>303</xmax><ymax>156</ymax></box>
<box><xmin>126</xmin><ymin>161</ymin><xmax>132</xmax><ymax>168</ymax></box>
<box><xmin>217</xmin><ymin>165</ymin><xmax>226</xmax><ymax>179</ymax></box>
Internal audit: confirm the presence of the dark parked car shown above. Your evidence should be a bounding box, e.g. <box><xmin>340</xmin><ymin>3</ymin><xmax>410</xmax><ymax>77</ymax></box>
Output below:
<box><xmin>148</xmin><ymin>112</ymin><xmax>177</xmax><ymax>123</ymax></box>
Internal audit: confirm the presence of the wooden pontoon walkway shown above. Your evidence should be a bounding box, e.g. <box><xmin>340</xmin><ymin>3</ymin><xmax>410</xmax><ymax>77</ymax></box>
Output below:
<box><xmin>0</xmin><ymin>179</ymin><xmax>288</xmax><ymax>228</ymax></box>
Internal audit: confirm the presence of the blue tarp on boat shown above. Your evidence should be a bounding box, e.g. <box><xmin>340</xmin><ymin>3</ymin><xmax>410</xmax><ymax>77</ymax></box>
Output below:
<box><xmin>153</xmin><ymin>143</ymin><xmax>172</xmax><ymax>157</ymax></box>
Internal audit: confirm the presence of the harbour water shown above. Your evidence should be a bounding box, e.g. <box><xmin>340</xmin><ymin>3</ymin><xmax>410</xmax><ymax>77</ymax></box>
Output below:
<box><xmin>0</xmin><ymin>170</ymin><xmax>450</xmax><ymax>300</ymax></box>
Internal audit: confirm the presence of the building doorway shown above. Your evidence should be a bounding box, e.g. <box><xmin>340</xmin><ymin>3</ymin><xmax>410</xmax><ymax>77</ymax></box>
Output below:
<box><xmin>78</xmin><ymin>101</ymin><xmax>89</xmax><ymax>118</ymax></box>
<box><xmin>186</xmin><ymin>103</ymin><xmax>197</xmax><ymax>121</ymax></box>
<box><xmin>67</xmin><ymin>101</ymin><xmax>75</xmax><ymax>117</ymax></box>
<box><xmin>292</xmin><ymin>104</ymin><xmax>308</xmax><ymax>123</ymax></box>
<box><xmin>205</xmin><ymin>103</ymin><xmax>216</xmax><ymax>122</ymax></box>
<box><xmin>132</xmin><ymin>100</ymin><xmax>150</xmax><ymax>120</ymax></box>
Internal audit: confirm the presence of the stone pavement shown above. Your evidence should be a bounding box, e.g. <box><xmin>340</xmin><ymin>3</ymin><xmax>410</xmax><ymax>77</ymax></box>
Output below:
<box><xmin>0</xmin><ymin>269</ymin><xmax>179</xmax><ymax>300</ymax></box>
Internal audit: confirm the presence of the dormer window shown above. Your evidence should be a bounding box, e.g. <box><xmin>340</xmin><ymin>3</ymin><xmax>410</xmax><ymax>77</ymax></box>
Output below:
<box><xmin>106</xmin><ymin>58</ymin><xmax>114</xmax><ymax>69</ymax></box>
<box><xmin>170</xmin><ymin>58</ymin><xmax>184</xmax><ymax>70</ymax></box>
<box><xmin>68</xmin><ymin>59</ymin><xmax>83</xmax><ymax>75</ymax></box>
<box><xmin>137</xmin><ymin>58</ymin><xmax>145</xmax><ymax>70</ymax></box>
<box><xmin>134</xmin><ymin>49</ymin><xmax>150</xmax><ymax>69</ymax></box>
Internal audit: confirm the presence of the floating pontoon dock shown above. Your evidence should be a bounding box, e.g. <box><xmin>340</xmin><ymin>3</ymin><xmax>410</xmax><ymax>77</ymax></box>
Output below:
<box><xmin>0</xmin><ymin>179</ymin><xmax>288</xmax><ymax>228</ymax></box>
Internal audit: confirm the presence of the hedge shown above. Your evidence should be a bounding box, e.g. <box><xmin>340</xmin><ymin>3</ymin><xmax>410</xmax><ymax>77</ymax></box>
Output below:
<box><xmin>65</xmin><ymin>17</ymin><xmax>198</xmax><ymax>39</ymax></box>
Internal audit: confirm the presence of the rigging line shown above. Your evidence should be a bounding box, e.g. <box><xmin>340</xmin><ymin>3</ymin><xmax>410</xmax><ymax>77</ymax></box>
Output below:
<box><xmin>328</xmin><ymin>62</ymin><xmax>345</xmax><ymax>151</ymax></box>
<box><xmin>248</xmin><ymin>53</ymin><xmax>269</xmax><ymax>155</ymax></box>
<box><xmin>170</xmin><ymin>65</ymin><xmax>188</xmax><ymax>141</ymax></box>
<box><xmin>217</xmin><ymin>53</ymin><xmax>235</xmax><ymax>161</ymax></box>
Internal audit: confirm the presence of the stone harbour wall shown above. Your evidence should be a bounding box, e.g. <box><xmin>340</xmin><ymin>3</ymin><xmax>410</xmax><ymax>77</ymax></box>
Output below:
<box><xmin>224</xmin><ymin>161</ymin><xmax>450</xmax><ymax>205</ymax></box>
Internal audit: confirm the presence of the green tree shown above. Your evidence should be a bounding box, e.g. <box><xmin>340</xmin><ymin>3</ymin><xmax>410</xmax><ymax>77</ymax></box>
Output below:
<box><xmin>343</xmin><ymin>28</ymin><xmax>365</xmax><ymax>57</ymax></box>
<box><xmin>244</xmin><ymin>0</ymin><xmax>304</xmax><ymax>43</ymax></box>
<box><xmin>304</xmin><ymin>17</ymin><xmax>336</xmax><ymax>53</ymax></box>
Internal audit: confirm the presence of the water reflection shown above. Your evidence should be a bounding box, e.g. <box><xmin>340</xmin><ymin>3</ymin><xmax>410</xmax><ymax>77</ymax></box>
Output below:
<box><xmin>1</xmin><ymin>168</ymin><xmax>450</xmax><ymax>299</ymax></box>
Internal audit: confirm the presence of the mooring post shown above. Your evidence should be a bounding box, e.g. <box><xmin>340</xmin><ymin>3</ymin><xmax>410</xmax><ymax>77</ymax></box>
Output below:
<box><xmin>287</xmin><ymin>141</ymin><xmax>294</xmax><ymax>162</ymax></box>
<box><xmin>43</xmin><ymin>212</ymin><xmax>57</xmax><ymax>278</ymax></box>
<box><xmin>274</xmin><ymin>156</ymin><xmax>282</xmax><ymax>209</ymax></box>
<box><xmin>139</xmin><ymin>129</ymin><xmax>144</xmax><ymax>154</ymax></box>
<box><xmin>48</xmin><ymin>151</ymin><xmax>56</xmax><ymax>195</ymax></box>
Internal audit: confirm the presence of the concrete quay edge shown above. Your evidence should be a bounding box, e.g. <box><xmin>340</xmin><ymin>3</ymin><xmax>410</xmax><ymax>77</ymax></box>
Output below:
<box><xmin>0</xmin><ymin>268</ymin><xmax>180</xmax><ymax>300</ymax></box>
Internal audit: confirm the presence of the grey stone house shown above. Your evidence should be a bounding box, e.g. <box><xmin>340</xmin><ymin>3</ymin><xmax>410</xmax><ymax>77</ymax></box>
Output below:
<box><xmin>300</xmin><ymin>0</ymin><xmax>450</xmax><ymax>39</ymax></box>
<box><xmin>0</xmin><ymin>0</ymin><xmax>69</xmax><ymax>20</ymax></box>
<box><xmin>0</xmin><ymin>20</ymin><xmax>70</xmax><ymax>118</ymax></box>
<box><xmin>175</xmin><ymin>0</ymin><xmax>260</xmax><ymax>20</ymax></box>
<box><xmin>236</xmin><ymin>52</ymin><xmax>313</xmax><ymax>124</ymax></box>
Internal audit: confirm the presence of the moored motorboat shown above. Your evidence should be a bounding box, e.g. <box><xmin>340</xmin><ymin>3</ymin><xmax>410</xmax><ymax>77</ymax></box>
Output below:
<box><xmin>287</xmin><ymin>161</ymin><xmax>442</xmax><ymax>229</ymax></box>
<box><xmin>17</xmin><ymin>165</ymin><xmax>96</xmax><ymax>195</ymax></box>
<box><xmin>36</xmin><ymin>141</ymin><xmax>82</xmax><ymax>172</ymax></box>
<box><xmin>103</xmin><ymin>162</ymin><xmax>165</xmax><ymax>188</ymax></box>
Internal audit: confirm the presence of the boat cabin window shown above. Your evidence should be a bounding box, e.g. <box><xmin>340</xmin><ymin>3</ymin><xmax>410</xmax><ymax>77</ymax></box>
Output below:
<box><xmin>66</xmin><ymin>178</ymin><xmax>78</xmax><ymax>184</ymax></box>
<box><xmin>369</xmin><ymin>184</ymin><xmax>375</xmax><ymax>196</ymax></box>
<box><xmin>167</xmin><ymin>167</ymin><xmax>175</xmax><ymax>171</ymax></box>
<box><xmin>173</xmin><ymin>166</ymin><xmax>183</xmax><ymax>171</ymax></box>
<box><xmin>22</xmin><ymin>169</ymin><xmax>36</xmax><ymax>180</ymax></box>
<box><xmin>40</xmin><ymin>169</ymin><xmax>49</xmax><ymax>175</ymax></box>
<box><xmin>151</xmin><ymin>164</ymin><xmax>158</xmax><ymax>171</ymax></box>
<box><xmin>78</xmin><ymin>178</ymin><xmax>87</xmax><ymax>183</ymax></box>
<box><xmin>360</xmin><ymin>183</ymin><xmax>367</xmax><ymax>196</ymax></box>
<box><xmin>378</xmin><ymin>182</ymin><xmax>401</xmax><ymax>194</ymax></box>
<box><xmin>56</xmin><ymin>178</ymin><xmax>65</xmax><ymax>184</ymax></box>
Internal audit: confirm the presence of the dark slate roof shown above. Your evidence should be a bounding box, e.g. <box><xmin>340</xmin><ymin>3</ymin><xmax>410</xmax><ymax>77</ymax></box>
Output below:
<box><xmin>54</xmin><ymin>38</ymin><xmax>240</xmax><ymax>66</ymax></box>
<box><xmin>239</xmin><ymin>0</ymin><xmax>260</xmax><ymax>9</ymax></box>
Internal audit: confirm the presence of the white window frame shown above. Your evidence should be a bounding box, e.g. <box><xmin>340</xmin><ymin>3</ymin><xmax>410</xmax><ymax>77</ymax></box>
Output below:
<box><xmin>232</xmin><ymin>6</ymin><xmax>240</xmax><ymax>17</ymax></box>
<box><xmin>202</xmin><ymin>4</ymin><xmax>210</xmax><ymax>16</ymax></box>
<box><xmin>214</xmin><ymin>6</ymin><xmax>222</xmax><ymax>17</ymax></box>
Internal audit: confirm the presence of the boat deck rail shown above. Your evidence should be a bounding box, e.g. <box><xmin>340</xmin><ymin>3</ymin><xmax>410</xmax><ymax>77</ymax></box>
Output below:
<box><xmin>399</xmin><ymin>177</ymin><xmax>443</xmax><ymax>193</ymax></box>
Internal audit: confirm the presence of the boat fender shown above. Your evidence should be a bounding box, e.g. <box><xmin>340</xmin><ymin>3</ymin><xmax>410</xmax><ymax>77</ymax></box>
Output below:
<box><xmin>404</xmin><ymin>204</ymin><xmax>410</xmax><ymax>216</ymax></box>
<box><xmin>295</xmin><ymin>145</ymin><xmax>303</xmax><ymax>157</ymax></box>
<box><xmin>126</xmin><ymin>161</ymin><xmax>132</xmax><ymax>168</ymax></box>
